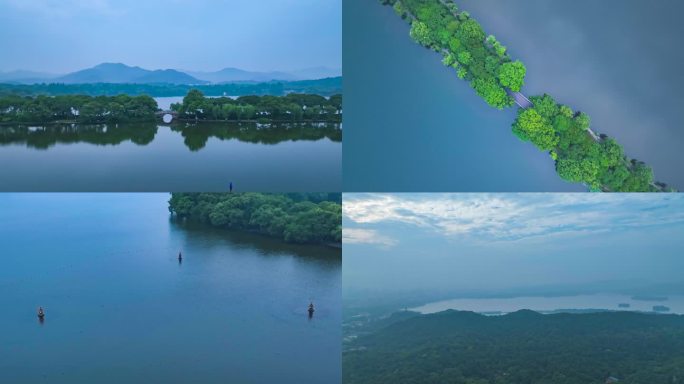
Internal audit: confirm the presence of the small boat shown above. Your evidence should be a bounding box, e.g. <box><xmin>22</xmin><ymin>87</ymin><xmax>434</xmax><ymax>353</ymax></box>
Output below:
<box><xmin>37</xmin><ymin>307</ymin><xmax>45</xmax><ymax>318</ymax></box>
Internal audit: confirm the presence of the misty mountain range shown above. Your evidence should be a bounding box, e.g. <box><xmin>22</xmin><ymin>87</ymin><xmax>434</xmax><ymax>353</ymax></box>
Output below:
<box><xmin>0</xmin><ymin>63</ymin><xmax>341</xmax><ymax>85</ymax></box>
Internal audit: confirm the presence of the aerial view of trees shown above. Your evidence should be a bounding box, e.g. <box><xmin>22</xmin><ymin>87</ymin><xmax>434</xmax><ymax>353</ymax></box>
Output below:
<box><xmin>381</xmin><ymin>0</ymin><xmax>671</xmax><ymax>192</ymax></box>
<box><xmin>383</xmin><ymin>0</ymin><xmax>523</xmax><ymax>109</ymax></box>
<box><xmin>168</xmin><ymin>193</ymin><xmax>342</xmax><ymax>245</ymax></box>
<box><xmin>344</xmin><ymin>309</ymin><xmax>684</xmax><ymax>384</ymax></box>
<box><xmin>0</xmin><ymin>94</ymin><xmax>157</xmax><ymax>123</ymax></box>
<box><xmin>512</xmin><ymin>94</ymin><xmax>663</xmax><ymax>191</ymax></box>
<box><xmin>170</xmin><ymin>90</ymin><xmax>342</xmax><ymax>122</ymax></box>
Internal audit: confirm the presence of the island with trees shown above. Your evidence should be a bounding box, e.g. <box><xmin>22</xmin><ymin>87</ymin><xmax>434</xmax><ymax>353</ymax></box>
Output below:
<box><xmin>170</xmin><ymin>90</ymin><xmax>342</xmax><ymax>123</ymax></box>
<box><xmin>0</xmin><ymin>90</ymin><xmax>342</xmax><ymax>125</ymax></box>
<box><xmin>168</xmin><ymin>193</ymin><xmax>341</xmax><ymax>245</ymax></box>
<box><xmin>344</xmin><ymin>309</ymin><xmax>684</xmax><ymax>383</ymax></box>
<box><xmin>381</xmin><ymin>0</ymin><xmax>672</xmax><ymax>191</ymax></box>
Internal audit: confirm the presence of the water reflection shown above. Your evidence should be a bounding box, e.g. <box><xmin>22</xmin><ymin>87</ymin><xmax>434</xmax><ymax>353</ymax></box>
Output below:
<box><xmin>171</xmin><ymin>121</ymin><xmax>342</xmax><ymax>151</ymax></box>
<box><xmin>0</xmin><ymin>121</ymin><xmax>341</xmax><ymax>151</ymax></box>
<box><xmin>0</xmin><ymin>123</ymin><xmax>157</xmax><ymax>149</ymax></box>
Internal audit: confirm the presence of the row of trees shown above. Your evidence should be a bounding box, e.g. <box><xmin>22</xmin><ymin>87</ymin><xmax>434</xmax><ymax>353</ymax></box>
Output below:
<box><xmin>0</xmin><ymin>94</ymin><xmax>157</xmax><ymax>123</ymax></box>
<box><xmin>168</xmin><ymin>193</ymin><xmax>342</xmax><ymax>244</ymax></box>
<box><xmin>383</xmin><ymin>0</ymin><xmax>526</xmax><ymax>109</ymax></box>
<box><xmin>511</xmin><ymin>94</ymin><xmax>668</xmax><ymax>191</ymax></box>
<box><xmin>170</xmin><ymin>90</ymin><xmax>342</xmax><ymax>122</ymax></box>
<box><xmin>344</xmin><ymin>309</ymin><xmax>684</xmax><ymax>384</ymax></box>
<box><xmin>0</xmin><ymin>77</ymin><xmax>342</xmax><ymax>97</ymax></box>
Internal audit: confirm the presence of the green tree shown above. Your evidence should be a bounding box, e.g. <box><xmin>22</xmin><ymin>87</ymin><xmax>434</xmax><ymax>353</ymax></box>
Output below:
<box><xmin>498</xmin><ymin>61</ymin><xmax>526</xmax><ymax>92</ymax></box>
<box><xmin>512</xmin><ymin>108</ymin><xmax>559</xmax><ymax>150</ymax></box>
<box><xmin>409</xmin><ymin>21</ymin><xmax>432</xmax><ymax>47</ymax></box>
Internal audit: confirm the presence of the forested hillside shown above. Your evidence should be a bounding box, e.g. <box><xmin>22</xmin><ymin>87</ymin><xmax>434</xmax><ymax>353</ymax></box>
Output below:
<box><xmin>344</xmin><ymin>309</ymin><xmax>684</xmax><ymax>384</ymax></box>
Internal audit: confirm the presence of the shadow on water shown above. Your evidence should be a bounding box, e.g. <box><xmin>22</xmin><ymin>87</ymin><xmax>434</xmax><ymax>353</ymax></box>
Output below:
<box><xmin>169</xmin><ymin>121</ymin><xmax>342</xmax><ymax>151</ymax></box>
<box><xmin>0</xmin><ymin>121</ymin><xmax>341</xmax><ymax>151</ymax></box>
<box><xmin>0</xmin><ymin>123</ymin><xmax>158</xmax><ymax>149</ymax></box>
<box><xmin>168</xmin><ymin>215</ymin><xmax>341</xmax><ymax>265</ymax></box>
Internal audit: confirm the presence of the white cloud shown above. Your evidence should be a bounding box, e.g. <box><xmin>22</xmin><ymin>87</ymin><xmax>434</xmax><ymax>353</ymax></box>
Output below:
<box><xmin>343</xmin><ymin>193</ymin><xmax>684</xmax><ymax>242</ymax></box>
<box><xmin>343</xmin><ymin>228</ymin><xmax>397</xmax><ymax>248</ymax></box>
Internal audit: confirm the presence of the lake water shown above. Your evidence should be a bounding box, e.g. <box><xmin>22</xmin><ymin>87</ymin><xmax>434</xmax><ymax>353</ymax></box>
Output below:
<box><xmin>343</xmin><ymin>0</ymin><xmax>683</xmax><ymax>191</ymax></box>
<box><xmin>412</xmin><ymin>294</ymin><xmax>684</xmax><ymax>315</ymax></box>
<box><xmin>0</xmin><ymin>194</ymin><xmax>341</xmax><ymax>383</ymax></box>
<box><xmin>0</xmin><ymin>122</ymin><xmax>341</xmax><ymax>191</ymax></box>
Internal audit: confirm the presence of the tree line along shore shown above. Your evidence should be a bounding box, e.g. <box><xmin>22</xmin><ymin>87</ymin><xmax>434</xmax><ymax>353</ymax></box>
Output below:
<box><xmin>168</xmin><ymin>193</ymin><xmax>342</xmax><ymax>246</ymax></box>
<box><xmin>0</xmin><ymin>91</ymin><xmax>342</xmax><ymax>125</ymax></box>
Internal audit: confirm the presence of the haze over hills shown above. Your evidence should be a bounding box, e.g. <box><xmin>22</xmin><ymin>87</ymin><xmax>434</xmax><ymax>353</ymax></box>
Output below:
<box><xmin>0</xmin><ymin>70</ymin><xmax>60</xmax><ymax>84</ymax></box>
<box><xmin>0</xmin><ymin>63</ymin><xmax>342</xmax><ymax>85</ymax></box>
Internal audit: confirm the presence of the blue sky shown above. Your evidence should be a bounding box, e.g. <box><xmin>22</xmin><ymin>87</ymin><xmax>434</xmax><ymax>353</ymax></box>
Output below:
<box><xmin>0</xmin><ymin>0</ymin><xmax>341</xmax><ymax>73</ymax></box>
<box><xmin>343</xmin><ymin>194</ymin><xmax>684</xmax><ymax>296</ymax></box>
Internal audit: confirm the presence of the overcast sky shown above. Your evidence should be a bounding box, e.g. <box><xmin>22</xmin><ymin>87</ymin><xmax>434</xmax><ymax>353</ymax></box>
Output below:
<box><xmin>0</xmin><ymin>0</ymin><xmax>341</xmax><ymax>73</ymax></box>
<box><xmin>344</xmin><ymin>193</ymin><xmax>684</xmax><ymax>297</ymax></box>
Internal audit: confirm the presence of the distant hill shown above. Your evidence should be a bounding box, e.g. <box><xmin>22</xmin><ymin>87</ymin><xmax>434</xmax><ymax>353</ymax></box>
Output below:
<box><xmin>189</xmin><ymin>67</ymin><xmax>297</xmax><ymax>83</ymax></box>
<box><xmin>344</xmin><ymin>309</ymin><xmax>684</xmax><ymax>384</ymax></box>
<box><xmin>1</xmin><ymin>63</ymin><xmax>341</xmax><ymax>84</ymax></box>
<box><xmin>134</xmin><ymin>69</ymin><xmax>204</xmax><ymax>84</ymax></box>
<box><xmin>189</xmin><ymin>66</ymin><xmax>341</xmax><ymax>83</ymax></box>
<box><xmin>289</xmin><ymin>66</ymin><xmax>341</xmax><ymax>80</ymax></box>
<box><xmin>55</xmin><ymin>63</ymin><xmax>206</xmax><ymax>84</ymax></box>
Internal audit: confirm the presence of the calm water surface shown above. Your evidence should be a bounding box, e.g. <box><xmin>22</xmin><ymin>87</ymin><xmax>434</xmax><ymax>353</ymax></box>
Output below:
<box><xmin>0</xmin><ymin>121</ymin><xmax>341</xmax><ymax>191</ymax></box>
<box><xmin>0</xmin><ymin>194</ymin><xmax>341</xmax><ymax>383</ymax></box>
<box><xmin>344</xmin><ymin>0</ymin><xmax>683</xmax><ymax>191</ymax></box>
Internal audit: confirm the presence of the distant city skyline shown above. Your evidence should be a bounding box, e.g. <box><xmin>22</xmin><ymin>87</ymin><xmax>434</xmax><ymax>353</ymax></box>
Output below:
<box><xmin>0</xmin><ymin>0</ymin><xmax>341</xmax><ymax>73</ymax></box>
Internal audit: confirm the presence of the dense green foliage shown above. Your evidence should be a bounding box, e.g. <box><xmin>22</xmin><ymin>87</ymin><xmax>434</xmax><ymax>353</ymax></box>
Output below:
<box><xmin>344</xmin><ymin>310</ymin><xmax>684</xmax><ymax>384</ymax></box>
<box><xmin>512</xmin><ymin>94</ymin><xmax>665</xmax><ymax>191</ymax></box>
<box><xmin>0</xmin><ymin>94</ymin><xmax>156</xmax><ymax>123</ymax></box>
<box><xmin>0</xmin><ymin>77</ymin><xmax>342</xmax><ymax>97</ymax></box>
<box><xmin>168</xmin><ymin>193</ymin><xmax>342</xmax><ymax>244</ymax></box>
<box><xmin>171</xmin><ymin>90</ymin><xmax>342</xmax><ymax>122</ymax></box>
<box><xmin>0</xmin><ymin>122</ymin><xmax>340</xmax><ymax>150</ymax></box>
<box><xmin>382</xmin><ymin>0</ymin><xmax>670</xmax><ymax>191</ymax></box>
<box><xmin>383</xmin><ymin>0</ymin><xmax>523</xmax><ymax>109</ymax></box>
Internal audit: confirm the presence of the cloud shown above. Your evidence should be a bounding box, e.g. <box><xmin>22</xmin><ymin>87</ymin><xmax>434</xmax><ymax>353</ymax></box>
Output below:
<box><xmin>343</xmin><ymin>228</ymin><xmax>397</xmax><ymax>248</ymax></box>
<box><xmin>344</xmin><ymin>193</ymin><xmax>684</xmax><ymax>242</ymax></box>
